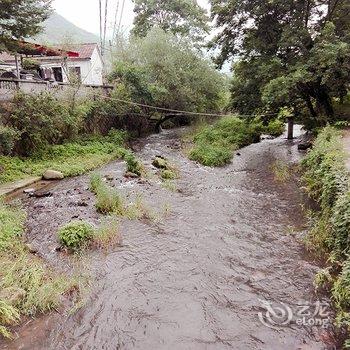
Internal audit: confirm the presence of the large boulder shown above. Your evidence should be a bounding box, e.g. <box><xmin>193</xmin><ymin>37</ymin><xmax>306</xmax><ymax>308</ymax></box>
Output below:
<box><xmin>298</xmin><ymin>142</ymin><xmax>313</xmax><ymax>151</ymax></box>
<box><xmin>43</xmin><ymin>170</ymin><xmax>64</xmax><ymax>180</ymax></box>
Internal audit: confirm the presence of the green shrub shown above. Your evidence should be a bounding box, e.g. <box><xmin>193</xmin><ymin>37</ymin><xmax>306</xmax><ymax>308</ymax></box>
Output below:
<box><xmin>188</xmin><ymin>116</ymin><xmax>262</xmax><ymax>167</ymax></box>
<box><xmin>95</xmin><ymin>185</ymin><xmax>123</xmax><ymax>214</ymax></box>
<box><xmin>8</xmin><ymin>92</ymin><xmax>72</xmax><ymax>155</ymax></box>
<box><xmin>21</xmin><ymin>58</ymin><xmax>40</xmax><ymax>71</ymax></box>
<box><xmin>302</xmin><ymin>126</ymin><xmax>348</xmax><ymax>209</ymax></box>
<box><xmin>0</xmin><ymin>200</ymin><xmax>79</xmax><ymax>338</ymax></box>
<box><xmin>161</xmin><ymin>169</ymin><xmax>177</xmax><ymax>180</ymax></box>
<box><xmin>302</xmin><ymin>126</ymin><xmax>350</xmax><ymax>342</ymax></box>
<box><xmin>333</xmin><ymin>259</ymin><xmax>350</xmax><ymax>309</ymax></box>
<box><xmin>264</xmin><ymin>119</ymin><xmax>285</xmax><ymax>136</ymax></box>
<box><xmin>0</xmin><ymin>126</ymin><xmax>20</xmax><ymax>156</ymax></box>
<box><xmin>0</xmin><ymin>132</ymin><xmax>127</xmax><ymax>185</ymax></box>
<box><xmin>57</xmin><ymin>221</ymin><xmax>94</xmax><ymax>250</ymax></box>
<box><xmin>331</xmin><ymin>191</ymin><xmax>350</xmax><ymax>257</ymax></box>
<box><xmin>89</xmin><ymin>173</ymin><xmax>104</xmax><ymax>194</ymax></box>
<box><xmin>0</xmin><ymin>203</ymin><xmax>25</xmax><ymax>250</ymax></box>
<box><xmin>124</xmin><ymin>151</ymin><xmax>143</xmax><ymax>176</ymax></box>
<box><xmin>189</xmin><ymin>142</ymin><xmax>232</xmax><ymax>167</ymax></box>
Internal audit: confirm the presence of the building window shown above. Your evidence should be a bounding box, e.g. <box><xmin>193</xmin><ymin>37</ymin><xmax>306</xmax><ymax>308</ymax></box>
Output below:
<box><xmin>52</xmin><ymin>67</ymin><xmax>63</xmax><ymax>82</ymax></box>
<box><xmin>69</xmin><ymin>67</ymin><xmax>81</xmax><ymax>82</ymax></box>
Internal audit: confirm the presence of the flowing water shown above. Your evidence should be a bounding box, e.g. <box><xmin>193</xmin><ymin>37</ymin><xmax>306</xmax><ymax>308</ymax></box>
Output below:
<box><xmin>2</xmin><ymin>127</ymin><xmax>336</xmax><ymax>350</ymax></box>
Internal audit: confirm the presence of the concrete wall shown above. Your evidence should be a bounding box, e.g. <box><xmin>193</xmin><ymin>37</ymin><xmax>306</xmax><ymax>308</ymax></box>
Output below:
<box><xmin>0</xmin><ymin>78</ymin><xmax>113</xmax><ymax>101</ymax></box>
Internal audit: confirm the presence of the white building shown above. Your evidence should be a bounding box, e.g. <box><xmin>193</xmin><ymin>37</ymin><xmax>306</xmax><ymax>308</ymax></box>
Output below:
<box><xmin>0</xmin><ymin>43</ymin><xmax>104</xmax><ymax>86</ymax></box>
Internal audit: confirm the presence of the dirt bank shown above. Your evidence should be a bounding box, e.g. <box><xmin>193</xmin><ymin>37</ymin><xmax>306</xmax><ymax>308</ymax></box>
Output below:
<box><xmin>1</xmin><ymin>127</ymin><xmax>335</xmax><ymax>350</ymax></box>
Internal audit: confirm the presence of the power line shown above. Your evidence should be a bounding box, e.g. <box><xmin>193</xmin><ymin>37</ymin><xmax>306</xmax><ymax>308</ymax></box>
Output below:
<box><xmin>61</xmin><ymin>83</ymin><xmax>279</xmax><ymax>119</ymax></box>
<box><xmin>103</xmin><ymin>0</ymin><xmax>109</xmax><ymax>54</ymax></box>
<box><xmin>99</xmin><ymin>0</ymin><xmax>103</xmax><ymax>54</ymax></box>
<box><xmin>117</xmin><ymin>0</ymin><xmax>126</xmax><ymax>37</ymax></box>
<box><xmin>95</xmin><ymin>92</ymin><xmax>279</xmax><ymax>119</ymax></box>
<box><xmin>112</xmin><ymin>0</ymin><xmax>121</xmax><ymax>42</ymax></box>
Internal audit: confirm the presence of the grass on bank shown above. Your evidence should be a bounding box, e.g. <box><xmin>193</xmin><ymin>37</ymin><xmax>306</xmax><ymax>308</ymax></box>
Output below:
<box><xmin>301</xmin><ymin>126</ymin><xmax>350</xmax><ymax>340</ymax></box>
<box><xmin>187</xmin><ymin>116</ymin><xmax>284</xmax><ymax>167</ymax></box>
<box><xmin>0</xmin><ymin>201</ymin><xmax>79</xmax><ymax>339</ymax></box>
<box><xmin>58</xmin><ymin>217</ymin><xmax>121</xmax><ymax>252</ymax></box>
<box><xmin>0</xmin><ymin>130</ymin><xmax>128</xmax><ymax>185</ymax></box>
<box><xmin>89</xmin><ymin>173</ymin><xmax>166</xmax><ymax>222</ymax></box>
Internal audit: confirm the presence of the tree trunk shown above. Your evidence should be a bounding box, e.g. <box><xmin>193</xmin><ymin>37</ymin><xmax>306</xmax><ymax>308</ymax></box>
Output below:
<box><xmin>304</xmin><ymin>95</ymin><xmax>317</xmax><ymax>119</ymax></box>
<box><xmin>315</xmin><ymin>87</ymin><xmax>334</xmax><ymax>120</ymax></box>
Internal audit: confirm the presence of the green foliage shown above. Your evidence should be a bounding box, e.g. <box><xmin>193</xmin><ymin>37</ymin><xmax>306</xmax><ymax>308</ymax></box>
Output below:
<box><xmin>264</xmin><ymin>119</ymin><xmax>285</xmax><ymax>137</ymax></box>
<box><xmin>331</xmin><ymin>191</ymin><xmax>350</xmax><ymax>257</ymax></box>
<box><xmin>58</xmin><ymin>221</ymin><xmax>94</xmax><ymax>251</ymax></box>
<box><xmin>0</xmin><ymin>200</ymin><xmax>78</xmax><ymax>338</ymax></box>
<box><xmin>302</xmin><ymin>126</ymin><xmax>350</xmax><ymax>344</ymax></box>
<box><xmin>132</xmin><ymin>0</ymin><xmax>209</xmax><ymax>40</ymax></box>
<box><xmin>123</xmin><ymin>151</ymin><xmax>143</xmax><ymax>176</ymax></box>
<box><xmin>21</xmin><ymin>58</ymin><xmax>40</xmax><ymax>71</ymax></box>
<box><xmin>89</xmin><ymin>173</ymin><xmax>103</xmax><ymax>194</ymax></box>
<box><xmin>95</xmin><ymin>185</ymin><xmax>123</xmax><ymax>215</ymax></box>
<box><xmin>333</xmin><ymin>259</ymin><xmax>350</xmax><ymax>309</ymax></box>
<box><xmin>0</xmin><ymin>300</ymin><xmax>20</xmax><ymax>338</ymax></box>
<box><xmin>0</xmin><ymin>203</ymin><xmax>25</xmax><ymax>251</ymax></box>
<box><xmin>8</xmin><ymin>92</ymin><xmax>79</xmax><ymax>155</ymax></box>
<box><xmin>89</xmin><ymin>173</ymin><xmax>124</xmax><ymax>214</ymax></box>
<box><xmin>110</xmin><ymin>28</ymin><xmax>228</xmax><ymax>122</ymax></box>
<box><xmin>211</xmin><ymin>0</ymin><xmax>350</xmax><ymax>125</ymax></box>
<box><xmin>161</xmin><ymin>169</ymin><xmax>177</xmax><ymax>180</ymax></box>
<box><xmin>0</xmin><ymin>126</ymin><xmax>20</xmax><ymax>156</ymax></box>
<box><xmin>302</xmin><ymin>126</ymin><xmax>348</xmax><ymax>210</ymax></box>
<box><xmin>0</xmin><ymin>131</ymin><xmax>127</xmax><ymax>185</ymax></box>
<box><xmin>188</xmin><ymin>116</ymin><xmax>262</xmax><ymax>166</ymax></box>
<box><xmin>0</xmin><ymin>0</ymin><xmax>51</xmax><ymax>52</ymax></box>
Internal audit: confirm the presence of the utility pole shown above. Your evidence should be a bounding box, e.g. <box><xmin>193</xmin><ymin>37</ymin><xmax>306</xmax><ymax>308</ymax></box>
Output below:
<box><xmin>99</xmin><ymin>0</ymin><xmax>103</xmax><ymax>55</ymax></box>
<box><xmin>287</xmin><ymin>117</ymin><xmax>294</xmax><ymax>140</ymax></box>
<box><xmin>103</xmin><ymin>0</ymin><xmax>109</xmax><ymax>54</ymax></box>
<box><xmin>15</xmin><ymin>54</ymin><xmax>20</xmax><ymax>79</ymax></box>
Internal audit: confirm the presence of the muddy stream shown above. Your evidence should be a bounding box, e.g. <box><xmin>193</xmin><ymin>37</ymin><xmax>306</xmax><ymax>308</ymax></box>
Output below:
<box><xmin>1</xmin><ymin>127</ymin><xmax>336</xmax><ymax>350</ymax></box>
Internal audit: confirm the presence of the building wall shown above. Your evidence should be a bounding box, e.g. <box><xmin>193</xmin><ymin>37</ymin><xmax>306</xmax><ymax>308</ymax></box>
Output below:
<box><xmin>65</xmin><ymin>47</ymin><xmax>103</xmax><ymax>85</ymax></box>
<box><xmin>38</xmin><ymin>47</ymin><xmax>103</xmax><ymax>86</ymax></box>
<box><xmin>83</xmin><ymin>47</ymin><xmax>103</xmax><ymax>85</ymax></box>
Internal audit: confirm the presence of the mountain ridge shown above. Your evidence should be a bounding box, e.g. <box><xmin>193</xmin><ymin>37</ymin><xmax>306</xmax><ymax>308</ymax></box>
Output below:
<box><xmin>33</xmin><ymin>12</ymin><xmax>99</xmax><ymax>45</ymax></box>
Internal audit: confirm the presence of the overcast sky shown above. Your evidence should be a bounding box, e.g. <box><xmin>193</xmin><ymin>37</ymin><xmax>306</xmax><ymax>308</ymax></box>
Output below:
<box><xmin>53</xmin><ymin>0</ymin><xmax>210</xmax><ymax>37</ymax></box>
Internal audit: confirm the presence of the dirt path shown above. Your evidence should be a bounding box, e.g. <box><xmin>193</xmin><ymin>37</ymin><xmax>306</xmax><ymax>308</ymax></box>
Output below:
<box><xmin>2</xmin><ymin>127</ymin><xmax>335</xmax><ymax>350</ymax></box>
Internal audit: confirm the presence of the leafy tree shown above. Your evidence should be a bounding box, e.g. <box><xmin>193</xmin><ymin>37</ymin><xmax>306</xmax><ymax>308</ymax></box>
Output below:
<box><xmin>210</xmin><ymin>0</ymin><xmax>350</xmax><ymax>125</ymax></box>
<box><xmin>0</xmin><ymin>0</ymin><xmax>52</xmax><ymax>52</ymax></box>
<box><xmin>132</xmin><ymin>0</ymin><xmax>209</xmax><ymax>40</ymax></box>
<box><xmin>110</xmin><ymin>28</ymin><xmax>228</xmax><ymax>119</ymax></box>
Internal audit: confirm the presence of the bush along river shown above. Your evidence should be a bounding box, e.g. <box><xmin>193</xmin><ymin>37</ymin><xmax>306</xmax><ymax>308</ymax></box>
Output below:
<box><xmin>1</xmin><ymin>126</ymin><xmax>337</xmax><ymax>350</ymax></box>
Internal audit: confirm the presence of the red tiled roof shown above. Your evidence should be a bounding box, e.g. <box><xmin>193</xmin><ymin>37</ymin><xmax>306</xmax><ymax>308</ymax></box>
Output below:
<box><xmin>69</xmin><ymin>43</ymin><xmax>99</xmax><ymax>59</ymax></box>
<box><xmin>0</xmin><ymin>43</ymin><xmax>98</xmax><ymax>62</ymax></box>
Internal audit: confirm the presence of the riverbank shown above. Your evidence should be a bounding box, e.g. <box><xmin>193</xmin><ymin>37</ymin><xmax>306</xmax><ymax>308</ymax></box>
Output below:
<box><xmin>0</xmin><ymin>130</ymin><xmax>127</xmax><ymax>186</ymax></box>
<box><xmin>342</xmin><ymin>128</ymin><xmax>350</xmax><ymax>171</ymax></box>
<box><xmin>1</xmin><ymin>126</ymin><xmax>335</xmax><ymax>349</ymax></box>
<box><xmin>301</xmin><ymin>126</ymin><xmax>350</xmax><ymax>347</ymax></box>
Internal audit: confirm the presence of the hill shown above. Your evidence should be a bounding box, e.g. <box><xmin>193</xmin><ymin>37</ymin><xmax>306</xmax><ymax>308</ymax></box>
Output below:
<box><xmin>33</xmin><ymin>12</ymin><xmax>99</xmax><ymax>45</ymax></box>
